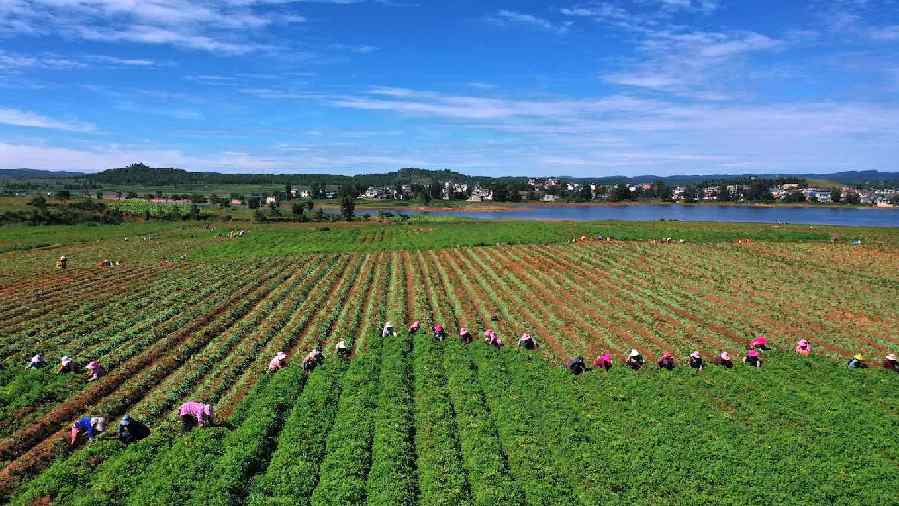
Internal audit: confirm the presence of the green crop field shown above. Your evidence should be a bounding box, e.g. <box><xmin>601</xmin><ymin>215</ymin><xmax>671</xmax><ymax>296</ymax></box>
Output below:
<box><xmin>1</xmin><ymin>218</ymin><xmax>897</xmax><ymax>504</ymax></box>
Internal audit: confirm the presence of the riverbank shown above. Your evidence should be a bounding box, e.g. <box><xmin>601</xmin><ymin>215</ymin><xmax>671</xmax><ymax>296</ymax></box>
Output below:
<box><xmin>335</xmin><ymin>199</ymin><xmax>888</xmax><ymax>213</ymax></box>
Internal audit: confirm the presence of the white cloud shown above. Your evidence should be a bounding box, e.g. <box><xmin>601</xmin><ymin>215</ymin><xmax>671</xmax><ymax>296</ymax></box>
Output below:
<box><xmin>0</xmin><ymin>108</ymin><xmax>95</xmax><ymax>132</ymax></box>
<box><xmin>0</xmin><ymin>51</ymin><xmax>86</xmax><ymax>71</ymax></box>
<box><xmin>313</xmin><ymin>85</ymin><xmax>899</xmax><ymax>173</ymax></box>
<box><xmin>0</xmin><ymin>0</ymin><xmax>305</xmax><ymax>54</ymax></box>
<box><xmin>869</xmin><ymin>25</ymin><xmax>899</xmax><ymax>40</ymax></box>
<box><xmin>559</xmin><ymin>2</ymin><xmax>785</xmax><ymax>98</ymax></box>
<box><xmin>330</xmin><ymin>43</ymin><xmax>379</xmax><ymax>53</ymax></box>
<box><xmin>87</xmin><ymin>55</ymin><xmax>158</xmax><ymax>66</ymax></box>
<box><xmin>603</xmin><ymin>30</ymin><xmax>783</xmax><ymax>96</ymax></box>
<box><xmin>487</xmin><ymin>10</ymin><xmax>573</xmax><ymax>35</ymax></box>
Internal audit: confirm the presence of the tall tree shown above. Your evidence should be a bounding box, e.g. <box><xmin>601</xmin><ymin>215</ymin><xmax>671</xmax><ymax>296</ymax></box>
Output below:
<box><xmin>340</xmin><ymin>194</ymin><xmax>356</xmax><ymax>221</ymax></box>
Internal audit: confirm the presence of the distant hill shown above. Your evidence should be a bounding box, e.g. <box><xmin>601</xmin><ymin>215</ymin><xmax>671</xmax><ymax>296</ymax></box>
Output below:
<box><xmin>0</xmin><ymin>168</ymin><xmax>86</xmax><ymax>179</ymax></box>
<box><xmin>6</xmin><ymin>164</ymin><xmax>899</xmax><ymax>187</ymax></box>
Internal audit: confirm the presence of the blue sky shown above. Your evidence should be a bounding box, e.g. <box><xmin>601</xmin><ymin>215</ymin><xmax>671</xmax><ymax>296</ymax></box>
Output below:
<box><xmin>1</xmin><ymin>0</ymin><xmax>898</xmax><ymax>176</ymax></box>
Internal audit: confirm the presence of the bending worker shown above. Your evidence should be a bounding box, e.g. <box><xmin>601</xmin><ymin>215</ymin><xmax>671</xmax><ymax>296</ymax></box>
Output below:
<box><xmin>179</xmin><ymin>401</ymin><xmax>214</xmax><ymax>431</ymax></box>
<box><xmin>118</xmin><ymin>414</ymin><xmax>150</xmax><ymax>444</ymax></box>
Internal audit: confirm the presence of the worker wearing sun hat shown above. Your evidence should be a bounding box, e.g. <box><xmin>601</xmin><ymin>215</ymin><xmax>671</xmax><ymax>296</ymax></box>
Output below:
<box><xmin>847</xmin><ymin>354</ymin><xmax>868</xmax><ymax>369</ymax></box>
<box><xmin>743</xmin><ymin>348</ymin><xmax>762</xmax><ymax>368</ymax></box>
<box><xmin>657</xmin><ymin>351</ymin><xmax>676</xmax><ymax>370</ymax></box>
<box><xmin>592</xmin><ymin>353</ymin><xmax>612</xmax><ymax>371</ymax></box>
<box><xmin>688</xmin><ymin>351</ymin><xmax>704</xmax><ymax>370</ymax></box>
<box><xmin>118</xmin><ymin>414</ymin><xmax>150</xmax><ymax>444</ymax></box>
<box><xmin>795</xmin><ymin>339</ymin><xmax>812</xmax><ymax>356</ymax></box>
<box><xmin>625</xmin><ymin>349</ymin><xmax>645</xmax><ymax>370</ymax></box>
<box><xmin>883</xmin><ymin>354</ymin><xmax>899</xmax><ymax>372</ymax></box>
<box><xmin>268</xmin><ymin>352</ymin><xmax>287</xmax><ymax>372</ymax></box>
<box><xmin>714</xmin><ymin>351</ymin><xmax>733</xmax><ymax>368</ymax></box>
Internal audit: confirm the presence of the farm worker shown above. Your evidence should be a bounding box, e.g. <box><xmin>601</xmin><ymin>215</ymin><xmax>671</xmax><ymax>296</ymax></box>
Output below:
<box><xmin>57</xmin><ymin>355</ymin><xmax>75</xmax><ymax>374</ymax></box>
<box><xmin>303</xmin><ymin>348</ymin><xmax>323</xmax><ymax>373</ymax></box>
<box><xmin>179</xmin><ymin>401</ymin><xmax>214</xmax><ymax>431</ymax></box>
<box><xmin>27</xmin><ymin>353</ymin><xmax>46</xmax><ymax>369</ymax></box>
<box><xmin>743</xmin><ymin>349</ymin><xmax>762</xmax><ymax>368</ymax></box>
<box><xmin>336</xmin><ymin>339</ymin><xmax>349</xmax><ymax>358</ymax></box>
<box><xmin>714</xmin><ymin>351</ymin><xmax>734</xmax><ymax>368</ymax></box>
<box><xmin>750</xmin><ymin>335</ymin><xmax>770</xmax><ymax>351</ymax></box>
<box><xmin>566</xmin><ymin>356</ymin><xmax>587</xmax><ymax>375</ymax></box>
<box><xmin>484</xmin><ymin>330</ymin><xmax>503</xmax><ymax>349</ymax></box>
<box><xmin>795</xmin><ymin>339</ymin><xmax>812</xmax><ymax>356</ymax></box>
<box><xmin>657</xmin><ymin>351</ymin><xmax>676</xmax><ymax>370</ymax></box>
<box><xmin>117</xmin><ymin>414</ymin><xmax>150</xmax><ymax>444</ymax></box>
<box><xmin>409</xmin><ymin>320</ymin><xmax>421</xmax><ymax>334</ymax></box>
<box><xmin>268</xmin><ymin>352</ymin><xmax>287</xmax><ymax>372</ymax></box>
<box><xmin>882</xmin><ymin>354</ymin><xmax>899</xmax><ymax>373</ymax></box>
<box><xmin>69</xmin><ymin>416</ymin><xmax>106</xmax><ymax>446</ymax></box>
<box><xmin>433</xmin><ymin>323</ymin><xmax>446</xmax><ymax>341</ymax></box>
<box><xmin>56</xmin><ymin>256</ymin><xmax>67</xmax><ymax>270</ymax></box>
<box><xmin>689</xmin><ymin>351</ymin><xmax>704</xmax><ymax>370</ymax></box>
<box><xmin>85</xmin><ymin>361</ymin><xmax>105</xmax><ymax>381</ymax></box>
<box><xmin>382</xmin><ymin>322</ymin><xmax>395</xmax><ymax>338</ymax></box>
<box><xmin>625</xmin><ymin>349</ymin><xmax>645</xmax><ymax>370</ymax></box>
<box><xmin>517</xmin><ymin>333</ymin><xmax>537</xmax><ymax>350</ymax></box>
<box><xmin>847</xmin><ymin>354</ymin><xmax>868</xmax><ymax>369</ymax></box>
<box><xmin>592</xmin><ymin>353</ymin><xmax>612</xmax><ymax>371</ymax></box>
<box><xmin>460</xmin><ymin>327</ymin><xmax>473</xmax><ymax>345</ymax></box>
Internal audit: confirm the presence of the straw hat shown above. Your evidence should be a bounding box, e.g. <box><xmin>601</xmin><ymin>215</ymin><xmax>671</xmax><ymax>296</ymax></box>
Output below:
<box><xmin>720</xmin><ymin>351</ymin><xmax>731</xmax><ymax>361</ymax></box>
<box><xmin>690</xmin><ymin>351</ymin><xmax>701</xmax><ymax>359</ymax></box>
<box><xmin>629</xmin><ymin>349</ymin><xmax>640</xmax><ymax>358</ymax></box>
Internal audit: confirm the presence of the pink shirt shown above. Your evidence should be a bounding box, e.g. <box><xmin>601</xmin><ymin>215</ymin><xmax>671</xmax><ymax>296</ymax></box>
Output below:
<box><xmin>179</xmin><ymin>402</ymin><xmax>213</xmax><ymax>425</ymax></box>
<box><xmin>269</xmin><ymin>357</ymin><xmax>284</xmax><ymax>370</ymax></box>
<box><xmin>86</xmin><ymin>362</ymin><xmax>104</xmax><ymax>377</ymax></box>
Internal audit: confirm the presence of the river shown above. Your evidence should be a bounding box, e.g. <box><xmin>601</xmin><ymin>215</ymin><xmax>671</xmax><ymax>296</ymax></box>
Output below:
<box><xmin>363</xmin><ymin>204</ymin><xmax>899</xmax><ymax>227</ymax></box>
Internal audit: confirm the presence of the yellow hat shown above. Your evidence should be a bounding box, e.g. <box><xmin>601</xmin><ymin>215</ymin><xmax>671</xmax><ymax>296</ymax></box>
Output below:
<box><xmin>853</xmin><ymin>354</ymin><xmax>864</xmax><ymax>361</ymax></box>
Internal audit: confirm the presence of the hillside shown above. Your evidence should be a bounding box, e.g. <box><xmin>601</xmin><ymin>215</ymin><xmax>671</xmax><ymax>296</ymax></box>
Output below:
<box><xmin>0</xmin><ymin>169</ymin><xmax>86</xmax><ymax>179</ymax></box>
<box><xmin>12</xmin><ymin>164</ymin><xmax>898</xmax><ymax>188</ymax></box>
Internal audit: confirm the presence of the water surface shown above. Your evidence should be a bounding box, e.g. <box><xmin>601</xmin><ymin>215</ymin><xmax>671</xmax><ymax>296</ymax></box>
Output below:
<box><xmin>365</xmin><ymin>204</ymin><xmax>899</xmax><ymax>227</ymax></box>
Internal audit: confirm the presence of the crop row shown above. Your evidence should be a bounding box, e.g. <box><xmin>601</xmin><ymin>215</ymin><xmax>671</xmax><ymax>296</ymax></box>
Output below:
<box><xmin>8</xmin><ymin>257</ymin><xmax>347</xmax><ymax>505</ymax></box>
<box><xmin>118</xmin><ymin>256</ymin><xmax>362</xmax><ymax>505</ymax></box>
<box><xmin>435</xmin><ymin>249</ymin><xmax>585</xmax><ymax>504</ymax></box>
<box><xmin>407</xmin><ymin>251</ymin><xmax>472</xmax><ymax>506</ymax></box>
<box><xmin>0</xmin><ymin>262</ymin><xmax>293</xmax><ymax>493</ymax></box>
<box><xmin>624</xmin><ymin>243</ymin><xmax>899</xmax><ymax>353</ymax></box>
<box><xmin>0</xmin><ymin>265</ymin><xmax>162</xmax><ymax>335</ymax></box>
<box><xmin>1</xmin><ymin>263</ymin><xmax>223</xmax><ymax>364</ymax></box>
<box><xmin>307</xmin><ymin>255</ymin><xmax>390</xmax><ymax>504</ymax></box>
<box><xmin>0</xmin><ymin>264</ymin><xmax>249</xmax><ymax>437</ymax></box>
<box><xmin>423</xmin><ymin>250</ymin><xmax>527</xmax><ymax>506</ymax></box>
<box><xmin>246</xmin><ymin>253</ymin><xmax>377</xmax><ymax>505</ymax></box>
<box><xmin>365</xmin><ymin>252</ymin><xmax>417</xmax><ymax>506</ymax></box>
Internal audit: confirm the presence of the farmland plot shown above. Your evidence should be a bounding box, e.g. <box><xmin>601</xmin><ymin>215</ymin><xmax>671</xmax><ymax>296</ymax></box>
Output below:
<box><xmin>2</xmin><ymin>236</ymin><xmax>898</xmax><ymax>504</ymax></box>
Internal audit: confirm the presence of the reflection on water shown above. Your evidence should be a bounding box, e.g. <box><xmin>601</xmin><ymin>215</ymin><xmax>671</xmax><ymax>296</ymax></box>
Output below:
<box><xmin>362</xmin><ymin>204</ymin><xmax>899</xmax><ymax>227</ymax></box>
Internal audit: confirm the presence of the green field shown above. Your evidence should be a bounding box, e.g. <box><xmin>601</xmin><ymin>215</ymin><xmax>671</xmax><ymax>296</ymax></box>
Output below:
<box><xmin>1</xmin><ymin>218</ymin><xmax>897</xmax><ymax>504</ymax></box>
